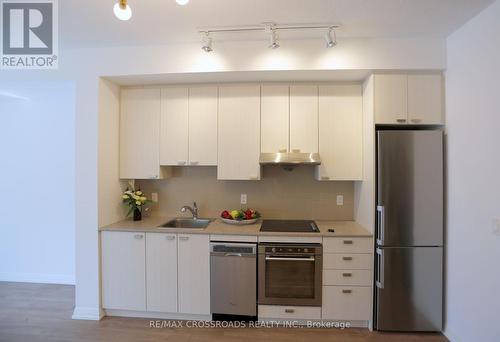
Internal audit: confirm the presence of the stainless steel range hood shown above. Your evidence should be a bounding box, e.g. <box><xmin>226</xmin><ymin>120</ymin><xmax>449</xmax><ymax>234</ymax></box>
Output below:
<box><xmin>259</xmin><ymin>152</ymin><xmax>321</xmax><ymax>170</ymax></box>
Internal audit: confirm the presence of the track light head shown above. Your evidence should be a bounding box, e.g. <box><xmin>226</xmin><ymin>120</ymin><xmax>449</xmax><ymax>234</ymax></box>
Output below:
<box><xmin>114</xmin><ymin>0</ymin><xmax>132</xmax><ymax>21</ymax></box>
<box><xmin>201</xmin><ymin>33</ymin><xmax>213</xmax><ymax>52</ymax></box>
<box><xmin>325</xmin><ymin>28</ymin><xmax>337</xmax><ymax>48</ymax></box>
<box><xmin>269</xmin><ymin>29</ymin><xmax>280</xmax><ymax>49</ymax></box>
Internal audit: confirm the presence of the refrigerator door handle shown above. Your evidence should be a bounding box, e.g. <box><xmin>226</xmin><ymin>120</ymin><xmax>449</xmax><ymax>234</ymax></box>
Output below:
<box><xmin>376</xmin><ymin>205</ymin><xmax>385</xmax><ymax>245</ymax></box>
<box><xmin>376</xmin><ymin>248</ymin><xmax>384</xmax><ymax>289</ymax></box>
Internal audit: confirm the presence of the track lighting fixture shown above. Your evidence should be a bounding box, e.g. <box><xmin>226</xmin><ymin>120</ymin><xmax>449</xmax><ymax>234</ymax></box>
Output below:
<box><xmin>269</xmin><ymin>29</ymin><xmax>280</xmax><ymax>49</ymax></box>
<box><xmin>325</xmin><ymin>28</ymin><xmax>337</xmax><ymax>48</ymax></box>
<box><xmin>201</xmin><ymin>33</ymin><xmax>213</xmax><ymax>53</ymax></box>
<box><xmin>114</xmin><ymin>0</ymin><xmax>132</xmax><ymax>21</ymax></box>
<box><xmin>197</xmin><ymin>23</ymin><xmax>341</xmax><ymax>52</ymax></box>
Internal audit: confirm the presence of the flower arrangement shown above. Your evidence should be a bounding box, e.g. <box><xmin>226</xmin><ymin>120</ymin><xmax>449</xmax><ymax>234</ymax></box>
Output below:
<box><xmin>122</xmin><ymin>187</ymin><xmax>150</xmax><ymax>221</ymax></box>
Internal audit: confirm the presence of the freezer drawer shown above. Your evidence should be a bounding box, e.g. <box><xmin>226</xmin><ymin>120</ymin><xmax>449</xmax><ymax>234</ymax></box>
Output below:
<box><xmin>375</xmin><ymin>247</ymin><xmax>443</xmax><ymax>331</ymax></box>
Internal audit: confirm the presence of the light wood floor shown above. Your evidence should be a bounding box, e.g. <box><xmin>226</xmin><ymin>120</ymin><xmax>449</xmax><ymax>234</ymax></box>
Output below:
<box><xmin>0</xmin><ymin>282</ymin><xmax>447</xmax><ymax>342</ymax></box>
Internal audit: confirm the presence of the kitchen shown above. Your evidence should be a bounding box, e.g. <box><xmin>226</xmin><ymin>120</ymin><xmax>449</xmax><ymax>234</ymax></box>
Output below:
<box><xmin>99</xmin><ymin>74</ymin><xmax>443</xmax><ymax>330</ymax></box>
<box><xmin>1</xmin><ymin>1</ymin><xmax>499</xmax><ymax>342</ymax></box>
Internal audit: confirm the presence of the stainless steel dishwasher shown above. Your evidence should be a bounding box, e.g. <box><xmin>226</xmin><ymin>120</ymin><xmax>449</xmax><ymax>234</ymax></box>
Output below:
<box><xmin>210</xmin><ymin>242</ymin><xmax>257</xmax><ymax>316</ymax></box>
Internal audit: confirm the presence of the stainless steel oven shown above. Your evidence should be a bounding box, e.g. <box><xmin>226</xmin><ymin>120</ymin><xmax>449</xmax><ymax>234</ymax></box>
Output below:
<box><xmin>258</xmin><ymin>243</ymin><xmax>322</xmax><ymax>306</ymax></box>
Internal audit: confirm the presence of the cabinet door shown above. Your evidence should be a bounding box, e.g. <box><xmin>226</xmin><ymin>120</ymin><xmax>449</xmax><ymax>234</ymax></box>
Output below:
<box><xmin>218</xmin><ymin>85</ymin><xmax>261</xmax><ymax>180</ymax></box>
<box><xmin>317</xmin><ymin>85</ymin><xmax>363</xmax><ymax>181</ymax></box>
<box><xmin>146</xmin><ymin>233</ymin><xmax>177</xmax><ymax>313</ymax></box>
<box><xmin>322</xmin><ymin>286</ymin><xmax>371</xmax><ymax>320</ymax></box>
<box><xmin>160</xmin><ymin>88</ymin><xmax>189</xmax><ymax>166</ymax></box>
<box><xmin>374</xmin><ymin>74</ymin><xmax>408</xmax><ymax>124</ymax></box>
<box><xmin>408</xmin><ymin>74</ymin><xmax>443</xmax><ymax>124</ymax></box>
<box><xmin>101</xmin><ymin>231</ymin><xmax>146</xmax><ymax>311</ymax></box>
<box><xmin>177</xmin><ymin>234</ymin><xmax>210</xmax><ymax>315</ymax></box>
<box><xmin>261</xmin><ymin>84</ymin><xmax>289</xmax><ymax>153</ymax></box>
<box><xmin>290</xmin><ymin>85</ymin><xmax>319</xmax><ymax>153</ymax></box>
<box><xmin>188</xmin><ymin>86</ymin><xmax>218</xmax><ymax>165</ymax></box>
<box><xmin>120</xmin><ymin>88</ymin><xmax>161</xmax><ymax>179</ymax></box>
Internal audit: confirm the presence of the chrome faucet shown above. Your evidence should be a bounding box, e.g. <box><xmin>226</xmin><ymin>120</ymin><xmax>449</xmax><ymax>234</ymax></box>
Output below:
<box><xmin>180</xmin><ymin>202</ymin><xmax>198</xmax><ymax>219</ymax></box>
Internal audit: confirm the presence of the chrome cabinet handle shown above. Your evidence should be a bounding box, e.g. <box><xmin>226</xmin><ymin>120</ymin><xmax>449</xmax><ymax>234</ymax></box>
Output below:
<box><xmin>376</xmin><ymin>248</ymin><xmax>385</xmax><ymax>289</ymax></box>
<box><xmin>342</xmin><ymin>272</ymin><xmax>353</xmax><ymax>277</ymax></box>
<box><xmin>411</xmin><ymin>118</ymin><xmax>422</xmax><ymax>123</ymax></box>
<box><xmin>178</xmin><ymin>236</ymin><xmax>189</xmax><ymax>241</ymax></box>
<box><xmin>284</xmin><ymin>308</ymin><xmax>295</xmax><ymax>313</ymax></box>
<box><xmin>343</xmin><ymin>240</ymin><xmax>353</xmax><ymax>245</ymax></box>
<box><xmin>190</xmin><ymin>161</ymin><xmax>199</xmax><ymax>165</ymax></box>
<box><xmin>177</xmin><ymin>161</ymin><xmax>187</xmax><ymax>165</ymax></box>
<box><xmin>291</xmin><ymin>149</ymin><xmax>301</xmax><ymax>153</ymax></box>
<box><xmin>134</xmin><ymin>234</ymin><xmax>143</xmax><ymax>239</ymax></box>
<box><xmin>342</xmin><ymin>289</ymin><xmax>352</xmax><ymax>294</ymax></box>
<box><xmin>279</xmin><ymin>149</ymin><xmax>287</xmax><ymax>153</ymax></box>
<box><xmin>377</xmin><ymin>205</ymin><xmax>385</xmax><ymax>245</ymax></box>
<box><xmin>396</xmin><ymin>118</ymin><xmax>407</xmax><ymax>123</ymax></box>
<box><xmin>342</xmin><ymin>256</ymin><xmax>353</xmax><ymax>261</ymax></box>
<box><xmin>166</xmin><ymin>235</ymin><xmax>176</xmax><ymax>240</ymax></box>
<box><xmin>224</xmin><ymin>253</ymin><xmax>242</xmax><ymax>257</ymax></box>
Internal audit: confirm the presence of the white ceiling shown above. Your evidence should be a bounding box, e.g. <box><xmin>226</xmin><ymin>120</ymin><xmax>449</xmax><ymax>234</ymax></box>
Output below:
<box><xmin>60</xmin><ymin>0</ymin><xmax>493</xmax><ymax>49</ymax></box>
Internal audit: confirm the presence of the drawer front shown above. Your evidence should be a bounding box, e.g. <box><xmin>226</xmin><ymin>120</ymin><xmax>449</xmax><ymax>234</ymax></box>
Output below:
<box><xmin>323</xmin><ymin>269</ymin><xmax>372</xmax><ymax>286</ymax></box>
<box><xmin>323</xmin><ymin>253</ymin><xmax>372</xmax><ymax>270</ymax></box>
<box><xmin>258</xmin><ymin>305</ymin><xmax>321</xmax><ymax>320</ymax></box>
<box><xmin>322</xmin><ymin>286</ymin><xmax>371</xmax><ymax>321</ymax></box>
<box><xmin>323</xmin><ymin>237</ymin><xmax>372</xmax><ymax>253</ymax></box>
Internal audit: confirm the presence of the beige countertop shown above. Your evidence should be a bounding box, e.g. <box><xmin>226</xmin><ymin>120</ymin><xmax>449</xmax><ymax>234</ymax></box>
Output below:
<box><xmin>100</xmin><ymin>216</ymin><xmax>372</xmax><ymax>237</ymax></box>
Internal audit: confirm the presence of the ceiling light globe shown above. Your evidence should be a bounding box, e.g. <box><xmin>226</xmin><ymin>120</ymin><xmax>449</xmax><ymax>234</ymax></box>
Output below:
<box><xmin>114</xmin><ymin>2</ymin><xmax>132</xmax><ymax>21</ymax></box>
<box><xmin>176</xmin><ymin>0</ymin><xmax>190</xmax><ymax>5</ymax></box>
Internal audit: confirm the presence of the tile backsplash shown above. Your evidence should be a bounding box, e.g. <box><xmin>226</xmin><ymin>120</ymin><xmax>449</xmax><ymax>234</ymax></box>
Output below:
<box><xmin>137</xmin><ymin>166</ymin><xmax>354</xmax><ymax>220</ymax></box>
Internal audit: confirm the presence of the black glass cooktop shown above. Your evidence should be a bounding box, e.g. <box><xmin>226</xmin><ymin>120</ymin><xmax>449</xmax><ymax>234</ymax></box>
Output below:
<box><xmin>260</xmin><ymin>219</ymin><xmax>320</xmax><ymax>233</ymax></box>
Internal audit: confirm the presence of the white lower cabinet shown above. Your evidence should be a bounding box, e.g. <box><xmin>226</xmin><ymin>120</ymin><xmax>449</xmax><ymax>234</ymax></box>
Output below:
<box><xmin>101</xmin><ymin>231</ymin><xmax>146</xmax><ymax>311</ymax></box>
<box><xmin>322</xmin><ymin>286</ymin><xmax>371</xmax><ymax>321</ymax></box>
<box><xmin>258</xmin><ymin>305</ymin><xmax>321</xmax><ymax>320</ymax></box>
<box><xmin>146</xmin><ymin>233</ymin><xmax>178</xmax><ymax>313</ymax></box>
<box><xmin>102</xmin><ymin>231</ymin><xmax>210</xmax><ymax>316</ymax></box>
<box><xmin>321</xmin><ymin>237</ymin><xmax>373</xmax><ymax>322</ymax></box>
<box><xmin>177</xmin><ymin>234</ymin><xmax>211</xmax><ymax>315</ymax></box>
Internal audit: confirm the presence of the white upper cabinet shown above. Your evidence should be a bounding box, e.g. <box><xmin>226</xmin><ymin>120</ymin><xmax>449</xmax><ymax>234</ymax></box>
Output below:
<box><xmin>101</xmin><ymin>231</ymin><xmax>146</xmax><ymax>311</ymax></box>
<box><xmin>290</xmin><ymin>85</ymin><xmax>319</xmax><ymax>153</ymax></box>
<box><xmin>177</xmin><ymin>234</ymin><xmax>210</xmax><ymax>315</ymax></box>
<box><xmin>317</xmin><ymin>85</ymin><xmax>363</xmax><ymax>181</ymax></box>
<box><xmin>407</xmin><ymin>74</ymin><xmax>443</xmax><ymax>124</ymax></box>
<box><xmin>120</xmin><ymin>88</ymin><xmax>163</xmax><ymax>179</ymax></box>
<box><xmin>261</xmin><ymin>85</ymin><xmax>289</xmax><ymax>153</ymax></box>
<box><xmin>188</xmin><ymin>86</ymin><xmax>218</xmax><ymax>165</ymax></box>
<box><xmin>374</xmin><ymin>74</ymin><xmax>408</xmax><ymax>124</ymax></box>
<box><xmin>146</xmin><ymin>233</ymin><xmax>178</xmax><ymax>313</ymax></box>
<box><xmin>218</xmin><ymin>85</ymin><xmax>261</xmax><ymax>180</ymax></box>
<box><xmin>160</xmin><ymin>87</ymin><xmax>189</xmax><ymax>166</ymax></box>
<box><xmin>374</xmin><ymin>73</ymin><xmax>444</xmax><ymax>125</ymax></box>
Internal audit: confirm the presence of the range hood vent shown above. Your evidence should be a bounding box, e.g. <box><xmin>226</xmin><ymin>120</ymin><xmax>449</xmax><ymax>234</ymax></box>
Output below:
<box><xmin>259</xmin><ymin>152</ymin><xmax>321</xmax><ymax>171</ymax></box>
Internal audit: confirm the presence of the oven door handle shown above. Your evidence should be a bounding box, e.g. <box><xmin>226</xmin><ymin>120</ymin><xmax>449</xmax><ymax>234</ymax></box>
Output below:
<box><xmin>265</xmin><ymin>256</ymin><xmax>315</xmax><ymax>262</ymax></box>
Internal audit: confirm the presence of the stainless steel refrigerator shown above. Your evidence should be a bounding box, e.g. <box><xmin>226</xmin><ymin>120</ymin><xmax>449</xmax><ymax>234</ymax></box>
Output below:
<box><xmin>374</xmin><ymin>130</ymin><xmax>443</xmax><ymax>332</ymax></box>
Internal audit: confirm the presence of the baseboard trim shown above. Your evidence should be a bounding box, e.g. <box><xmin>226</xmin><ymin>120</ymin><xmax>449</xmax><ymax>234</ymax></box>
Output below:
<box><xmin>72</xmin><ymin>307</ymin><xmax>105</xmax><ymax>320</ymax></box>
<box><xmin>443</xmin><ymin>328</ymin><xmax>462</xmax><ymax>342</ymax></box>
<box><xmin>105</xmin><ymin>309</ymin><xmax>211</xmax><ymax>321</ymax></box>
<box><xmin>0</xmin><ymin>272</ymin><xmax>75</xmax><ymax>285</ymax></box>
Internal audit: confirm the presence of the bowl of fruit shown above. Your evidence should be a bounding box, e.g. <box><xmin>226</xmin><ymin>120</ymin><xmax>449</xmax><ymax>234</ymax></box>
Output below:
<box><xmin>220</xmin><ymin>209</ymin><xmax>261</xmax><ymax>225</ymax></box>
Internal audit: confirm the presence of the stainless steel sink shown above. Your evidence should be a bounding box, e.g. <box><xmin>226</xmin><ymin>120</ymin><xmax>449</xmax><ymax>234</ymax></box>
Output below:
<box><xmin>158</xmin><ymin>218</ymin><xmax>212</xmax><ymax>229</ymax></box>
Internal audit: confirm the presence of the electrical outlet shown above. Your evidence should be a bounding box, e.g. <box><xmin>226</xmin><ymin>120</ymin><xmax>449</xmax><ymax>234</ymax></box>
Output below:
<box><xmin>493</xmin><ymin>218</ymin><xmax>500</xmax><ymax>236</ymax></box>
<box><xmin>336</xmin><ymin>195</ymin><xmax>344</xmax><ymax>206</ymax></box>
<box><xmin>240</xmin><ymin>194</ymin><xmax>247</xmax><ymax>205</ymax></box>
<box><xmin>151</xmin><ymin>192</ymin><xmax>158</xmax><ymax>203</ymax></box>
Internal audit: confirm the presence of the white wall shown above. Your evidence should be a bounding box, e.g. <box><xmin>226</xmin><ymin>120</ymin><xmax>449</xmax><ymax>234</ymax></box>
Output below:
<box><xmin>445</xmin><ymin>1</ymin><xmax>500</xmax><ymax>341</ymax></box>
<box><xmin>0</xmin><ymin>35</ymin><xmax>447</xmax><ymax>320</ymax></box>
<box><xmin>0</xmin><ymin>81</ymin><xmax>76</xmax><ymax>284</ymax></box>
